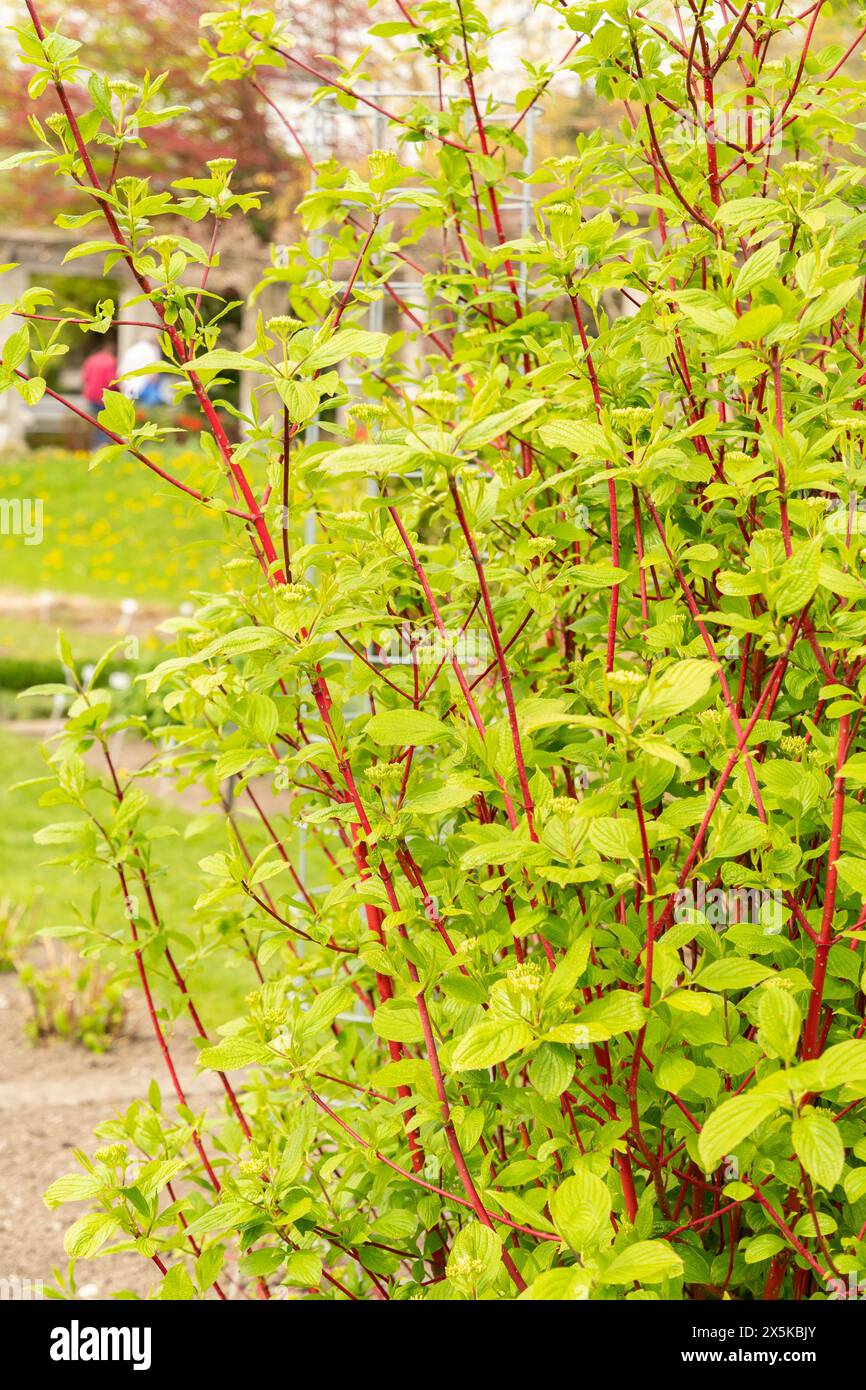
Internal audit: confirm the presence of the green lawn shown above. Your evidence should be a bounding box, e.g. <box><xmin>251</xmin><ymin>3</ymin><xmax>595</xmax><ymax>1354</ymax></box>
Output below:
<box><xmin>0</xmin><ymin>615</ymin><xmax>117</xmax><ymax>666</ymax></box>
<box><xmin>0</xmin><ymin>447</ymin><xmax>281</xmax><ymax>1029</ymax></box>
<box><xmin>0</xmin><ymin>447</ymin><xmax>233</xmax><ymax>602</ymax></box>
<box><xmin>0</xmin><ymin>728</ymin><xmax>261</xmax><ymax>1028</ymax></box>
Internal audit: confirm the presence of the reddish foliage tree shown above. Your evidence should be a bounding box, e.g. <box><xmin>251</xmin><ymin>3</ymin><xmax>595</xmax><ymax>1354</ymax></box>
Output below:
<box><xmin>0</xmin><ymin>0</ymin><xmax>367</xmax><ymax>234</ymax></box>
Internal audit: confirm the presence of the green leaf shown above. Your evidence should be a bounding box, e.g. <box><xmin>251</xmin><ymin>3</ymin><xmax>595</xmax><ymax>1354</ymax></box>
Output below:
<box><xmin>297</xmin><ymin>985</ymin><xmax>353</xmax><ymax>1040</ymax></box>
<box><xmin>159</xmin><ymin>1263</ymin><xmax>196</xmax><ymax>1300</ymax></box>
<box><xmin>197</xmin><ymin>1037</ymin><xmax>272</xmax><ymax>1070</ymax></box>
<box><xmin>460</xmin><ymin>400</ymin><xmax>542</xmax><ymax>449</ymax></box>
<box><xmin>843</xmin><ymin>1168</ymin><xmax>866</xmax><ymax>1204</ymax></box>
<box><xmin>743</xmin><ymin>1233</ymin><xmax>786</xmax><ymax>1264</ymax></box>
<box><xmin>600</xmin><ymin>1240</ymin><xmax>683</xmax><ymax>1286</ymax></box>
<box><xmin>451</xmin><ymin>1018</ymin><xmax>534</xmax><ymax>1070</ymax></box>
<box><xmin>2</xmin><ymin>323</ymin><xmax>30</xmax><ymax>371</ymax></box>
<box><xmin>573</xmin><ymin>989</ymin><xmax>646</xmax><ymax>1037</ymax></box>
<box><xmin>694</xmin><ymin>959</ymin><xmax>774</xmax><ymax>991</ymax></box>
<box><xmin>637</xmin><ymin>659</ymin><xmax>715</xmax><ymax>721</ymax></box>
<box><xmin>541</xmin><ymin>930</ymin><xmax>592</xmax><ymax>1006</ymax></box>
<box><xmin>757</xmin><ymin>988</ymin><xmax>801</xmax><ymax>1062</ymax></box>
<box><xmin>43</xmin><ymin>1173</ymin><xmax>104</xmax><ymax>1208</ymax></box>
<box><xmin>733</xmin><ymin>242</ymin><xmax>781</xmax><ymax>299</ymax></box>
<box><xmin>195</xmin><ymin>1247</ymin><xmax>225</xmax><ymax>1294</ymax></box>
<box><xmin>801</xmin><ymin>279</ymin><xmax>861</xmax><ymax>332</ymax></box>
<box><xmin>773</xmin><ymin>541</ymin><xmax>821</xmax><ymax>617</ymax></box>
<box><xmin>811</xmin><ymin>1039</ymin><xmax>866</xmax><ymax>1090</ymax></box>
<box><xmin>459</xmin><ymin>828</ymin><xmax>536</xmax><ymax>871</ymax></box>
<box><xmin>520</xmin><ymin>1267</ymin><xmax>592</xmax><ymax>1300</ymax></box>
<box><xmin>371</xmin><ymin>1210</ymin><xmax>418</xmax><ymax>1241</ymax></box>
<box><xmin>550</xmin><ymin>1170</ymin><xmax>611</xmax><ymax>1253</ymax></box>
<box><xmin>304</xmin><ymin>328</ymin><xmax>389</xmax><ymax>371</ymax></box>
<box><xmin>791</xmin><ymin>1111</ymin><xmax>844</xmax><ymax>1190</ymax></box>
<box><xmin>588</xmin><ymin>816</ymin><xmax>638</xmax><ymax>860</ymax></box>
<box><xmin>570</xmin><ymin>562</ymin><xmax>630</xmax><ymax>592</ymax></box>
<box><xmin>537</xmin><ymin>418</ymin><xmax>610</xmax><ymax>457</ymax></box>
<box><xmin>663</xmin><ymin>990</ymin><xmax>714</xmax><ymax>1015</ymax></box>
<box><xmin>17</xmin><ymin>375</ymin><xmax>45</xmax><ymax>405</ymax></box>
<box><xmin>656</xmin><ymin>1056</ymin><xmax>697</xmax><ymax>1094</ymax></box>
<box><xmin>321</xmin><ymin>443</ymin><xmax>418</xmax><ymax>477</ymax></box>
<box><xmin>528</xmin><ymin>1043</ymin><xmax>575</xmax><ymax>1098</ymax></box>
<box><xmin>731</xmin><ymin>303</ymin><xmax>783</xmax><ymax>341</ymax></box>
<box><xmin>698</xmin><ymin>1092</ymin><xmax>781</xmax><ymax>1171</ymax></box>
<box><xmin>274</xmin><ymin>377</ymin><xmax>320</xmax><ymax>421</ymax></box>
<box><xmin>18</xmin><ymin>683</ymin><xmax>75</xmax><ymax>700</ymax></box>
<box><xmin>64</xmin><ymin>1212</ymin><xmax>119</xmax><ymax>1259</ymax></box>
<box><xmin>284</xmin><ymin>1251</ymin><xmax>322</xmax><ymax>1287</ymax></box>
<box><xmin>372</xmin><ymin>998</ymin><xmax>425</xmax><ymax>1045</ymax></box>
<box><xmin>365</xmin><ymin>708</ymin><xmax>450</xmax><ymax>746</ymax></box>
<box><xmin>203</xmin><ymin>626</ymin><xmax>284</xmax><ymax>660</ymax></box>
<box><xmin>446</xmin><ymin>1221</ymin><xmax>501</xmax><ymax>1293</ymax></box>
<box><xmin>715</xmin><ymin>196</ymin><xmax>779</xmax><ymax>229</ymax></box>
<box><xmin>185</xmin><ymin>1199</ymin><xmax>258</xmax><ymax>1238</ymax></box>
<box><xmin>835</xmin><ymin>856</ymin><xmax>866</xmax><ymax>897</ymax></box>
<box><xmin>675</xmin><ymin>290</ymin><xmax>735</xmax><ymax>336</ymax></box>
<box><xmin>184</xmin><ymin>349</ymin><xmax>266</xmax><ymax>373</ymax></box>
<box><xmin>98</xmin><ymin>389</ymin><xmax>136</xmax><ymax>436</ymax></box>
<box><xmin>33</xmin><ymin>821</ymin><xmax>87</xmax><ymax>846</ymax></box>
<box><xmin>402</xmin><ymin>775</ymin><xmax>482</xmax><ymax>814</ymax></box>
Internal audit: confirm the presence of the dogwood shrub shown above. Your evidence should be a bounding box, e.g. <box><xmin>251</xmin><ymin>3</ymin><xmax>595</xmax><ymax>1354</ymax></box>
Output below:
<box><xmin>5</xmin><ymin>0</ymin><xmax>866</xmax><ymax>1300</ymax></box>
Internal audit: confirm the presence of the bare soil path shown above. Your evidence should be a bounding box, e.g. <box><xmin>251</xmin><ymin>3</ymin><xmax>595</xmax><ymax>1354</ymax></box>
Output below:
<box><xmin>1</xmin><ymin>587</ymin><xmax>173</xmax><ymax>637</ymax></box>
<box><xmin>0</xmin><ymin>972</ymin><xmax>220</xmax><ymax>1300</ymax></box>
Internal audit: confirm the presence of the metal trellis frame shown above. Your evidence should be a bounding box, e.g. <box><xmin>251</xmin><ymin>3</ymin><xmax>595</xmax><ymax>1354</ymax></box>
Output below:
<box><xmin>279</xmin><ymin>90</ymin><xmax>539</xmax><ymax>901</ymax></box>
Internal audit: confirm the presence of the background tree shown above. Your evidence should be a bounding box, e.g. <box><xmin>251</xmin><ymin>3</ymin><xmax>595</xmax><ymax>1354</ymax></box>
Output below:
<box><xmin>0</xmin><ymin>0</ymin><xmax>369</xmax><ymax>236</ymax></box>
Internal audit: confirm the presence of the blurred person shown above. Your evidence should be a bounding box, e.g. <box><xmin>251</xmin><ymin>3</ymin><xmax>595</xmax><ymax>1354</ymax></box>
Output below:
<box><xmin>118</xmin><ymin>337</ymin><xmax>166</xmax><ymax>408</ymax></box>
<box><xmin>82</xmin><ymin>343</ymin><xmax>117</xmax><ymax>451</ymax></box>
